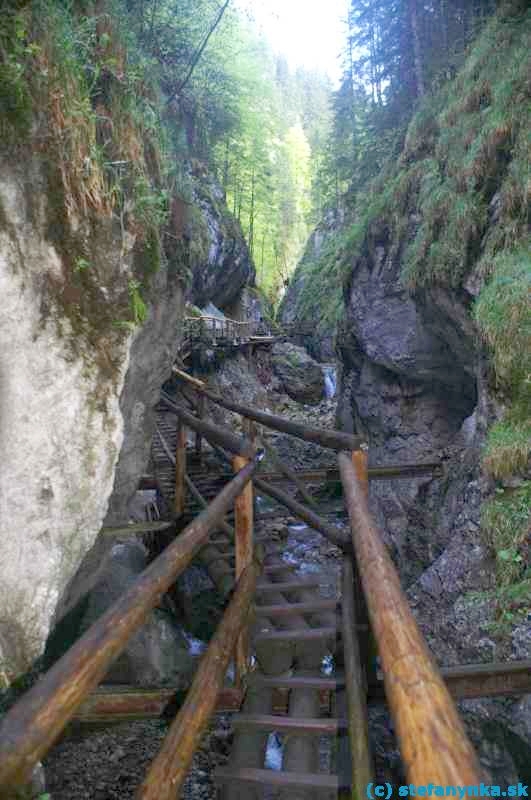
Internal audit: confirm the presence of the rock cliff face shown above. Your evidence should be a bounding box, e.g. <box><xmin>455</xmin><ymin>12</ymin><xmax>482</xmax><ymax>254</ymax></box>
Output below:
<box><xmin>337</xmin><ymin>230</ymin><xmax>484</xmax><ymax>584</ymax></box>
<box><xmin>279</xmin><ymin>211</ymin><xmax>344</xmax><ymax>361</ymax></box>
<box><xmin>0</xmin><ymin>155</ymin><xmax>132</xmax><ymax>677</ymax></box>
<box><xmin>188</xmin><ymin>170</ymin><xmax>255</xmax><ymax>311</ymax></box>
<box><xmin>0</xmin><ymin>149</ymin><xmax>252</xmax><ymax>678</ymax></box>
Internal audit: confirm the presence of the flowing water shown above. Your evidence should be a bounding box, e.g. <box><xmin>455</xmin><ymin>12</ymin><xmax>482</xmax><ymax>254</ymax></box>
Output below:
<box><xmin>322</xmin><ymin>363</ymin><xmax>337</xmax><ymax>399</ymax></box>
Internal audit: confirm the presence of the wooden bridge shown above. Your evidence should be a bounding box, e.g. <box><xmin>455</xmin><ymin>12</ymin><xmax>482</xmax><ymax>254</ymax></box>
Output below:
<box><xmin>1</xmin><ymin>367</ymin><xmax>530</xmax><ymax>799</ymax></box>
<box><xmin>181</xmin><ymin>314</ymin><xmax>279</xmax><ymax>365</ymax></box>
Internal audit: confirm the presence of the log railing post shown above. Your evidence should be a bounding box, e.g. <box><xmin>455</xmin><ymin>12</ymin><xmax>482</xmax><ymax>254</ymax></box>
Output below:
<box><xmin>342</xmin><ymin>556</ymin><xmax>372</xmax><ymax>799</ymax></box>
<box><xmin>174</xmin><ymin>420</ymin><xmax>186</xmax><ymax>516</ymax></box>
<box><xmin>233</xmin><ymin>453</ymin><xmax>254</xmax><ymax>683</ymax></box>
<box><xmin>195</xmin><ymin>394</ymin><xmax>206</xmax><ymax>459</ymax></box>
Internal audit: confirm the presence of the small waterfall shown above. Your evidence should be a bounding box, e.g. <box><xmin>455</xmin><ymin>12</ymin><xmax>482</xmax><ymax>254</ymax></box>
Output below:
<box><xmin>322</xmin><ymin>364</ymin><xmax>337</xmax><ymax>399</ymax></box>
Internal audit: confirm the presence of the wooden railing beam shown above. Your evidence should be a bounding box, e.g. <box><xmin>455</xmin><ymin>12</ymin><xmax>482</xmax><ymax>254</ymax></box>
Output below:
<box><xmin>172</xmin><ymin>369</ymin><xmax>365</xmax><ymax>452</ymax></box>
<box><xmin>338</xmin><ymin>452</ymin><xmax>483</xmax><ymax>785</ymax></box>
<box><xmin>254</xmin><ymin>477</ymin><xmax>350</xmax><ymax>551</ymax></box>
<box><xmin>137</xmin><ymin>561</ymin><xmax>259</xmax><ymax>800</ymax></box>
<box><xmin>160</xmin><ymin>393</ymin><xmax>256</xmax><ymax>459</ymax></box>
<box><xmin>0</xmin><ymin>457</ymin><xmax>260</xmax><ymax>792</ymax></box>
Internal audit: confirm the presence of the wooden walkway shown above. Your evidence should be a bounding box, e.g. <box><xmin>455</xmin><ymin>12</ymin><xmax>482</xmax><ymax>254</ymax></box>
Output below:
<box><xmin>1</xmin><ymin>368</ymin><xmax>531</xmax><ymax>799</ymax></box>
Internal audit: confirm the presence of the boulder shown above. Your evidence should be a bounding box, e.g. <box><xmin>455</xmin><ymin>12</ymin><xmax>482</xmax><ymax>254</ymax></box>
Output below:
<box><xmin>46</xmin><ymin>539</ymin><xmax>194</xmax><ymax>687</ymax></box>
<box><xmin>271</xmin><ymin>342</ymin><xmax>325</xmax><ymax>405</ymax></box>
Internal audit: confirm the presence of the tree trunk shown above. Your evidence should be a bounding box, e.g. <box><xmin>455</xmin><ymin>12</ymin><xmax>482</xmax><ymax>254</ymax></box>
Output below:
<box><xmin>409</xmin><ymin>0</ymin><xmax>425</xmax><ymax>98</ymax></box>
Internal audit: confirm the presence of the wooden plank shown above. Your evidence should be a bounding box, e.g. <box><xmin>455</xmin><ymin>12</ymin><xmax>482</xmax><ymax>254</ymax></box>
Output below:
<box><xmin>367</xmin><ymin>660</ymin><xmax>531</xmax><ymax>702</ymax></box>
<box><xmin>253</xmin><ymin>599</ymin><xmax>339</xmax><ymax>617</ymax></box>
<box><xmin>215</xmin><ymin>766</ymin><xmax>342</xmax><ymax>790</ymax></box>
<box><xmin>0</xmin><ymin>458</ymin><xmax>260</xmax><ymax>791</ymax></box>
<box><xmin>232</xmin><ymin>715</ymin><xmax>347</xmax><ymax>734</ymax></box>
<box><xmin>338</xmin><ymin>452</ymin><xmax>483</xmax><ymax>785</ymax></box>
<box><xmin>101</xmin><ymin>521</ymin><xmax>173</xmax><ymax>537</ymax></box>
<box><xmin>250</xmin><ymin>674</ymin><xmax>345</xmax><ymax>691</ymax></box>
<box><xmin>158</xmin><ymin>431</ymin><xmax>234</xmax><ymax>542</ymax></box>
<box><xmin>137</xmin><ymin>562</ymin><xmax>258</xmax><ymax>800</ymax></box>
<box><xmin>256</xmin><ymin>578</ymin><xmax>321</xmax><ymax>594</ymax></box>
<box><xmin>342</xmin><ymin>556</ymin><xmax>372</xmax><ymax>798</ymax></box>
<box><xmin>261</xmin><ymin>440</ymin><xmax>316</xmax><ymax>507</ymax></box>
<box><xmin>262</xmin><ymin>563</ymin><xmax>294</xmax><ymax>575</ymax></box>
<box><xmin>254</xmin><ymin>627</ymin><xmax>338</xmax><ymax>644</ymax></box>
<box><xmin>74</xmin><ymin>687</ymin><xmax>243</xmax><ymax>723</ymax></box>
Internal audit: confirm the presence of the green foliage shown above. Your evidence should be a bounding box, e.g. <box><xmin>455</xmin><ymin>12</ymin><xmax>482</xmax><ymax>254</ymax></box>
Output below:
<box><xmin>483</xmin><ymin>413</ymin><xmax>531</xmax><ymax>480</ymax></box>
<box><xmin>128</xmin><ymin>279</ymin><xmax>148</xmax><ymax>325</ymax></box>
<box><xmin>482</xmin><ymin>482</ymin><xmax>531</xmax><ymax>587</ymax></box>
<box><xmin>474</xmin><ymin>247</ymin><xmax>531</xmax><ymax>398</ymax></box>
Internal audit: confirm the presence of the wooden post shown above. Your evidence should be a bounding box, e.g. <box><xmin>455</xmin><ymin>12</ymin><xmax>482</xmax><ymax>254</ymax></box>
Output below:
<box><xmin>352</xmin><ymin>446</ymin><xmax>369</xmax><ymax>498</ymax></box>
<box><xmin>174</xmin><ymin>420</ymin><xmax>186</xmax><ymax>516</ymax></box>
<box><xmin>338</xmin><ymin>452</ymin><xmax>483</xmax><ymax>785</ymax></box>
<box><xmin>342</xmin><ymin>556</ymin><xmax>372</xmax><ymax>799</ymax></box>
<box><xmin>195</xmin><ymin>394</ymin><xmax>206</xmax><ymax>458</ymax></box>
<box><xmin>233</xmin><ymin>454</ymin><xmax>254</xmax><ymax>683</ymax></box>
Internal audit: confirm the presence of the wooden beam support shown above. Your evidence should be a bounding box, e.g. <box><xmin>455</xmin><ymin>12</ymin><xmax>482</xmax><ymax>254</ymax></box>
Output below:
<box><xmin>195</xmin><ymin>393</ymin><xmax>207</xmax><ymax>457</ymax></box>
<box><xmin>260</xmin><ymin>440</ymin><xmax>316</xmax><ymax>507</ymax></box>
<box><xmin>254</xmin><ymin>477</ymin><xmax>350</xmax><ymax>551</ymax></box>
<box><xmin>174</xmin><ymin>420</ymin><xmax>187</xmax><ymax>516</ymax></box>
<box><xmin>0</xmin><ymin>457</ymin><xmax>260</xmax><ymax>792</ymax></box>
<box><xmin>338</xmin><ymin>452</ymin><xmax>483</xmax><ymax>785</ymax></box>
<box><xmin>342</xmin><ymin>556</ymin><xmax>372</xmax><ymax>799</ymax></box>
<box><xmin>184</xmin><ymin>473</ymin><xmax>234</xmax><ymax>539</ymax></box>
<box><xmin>137</xmin><ymin>562</ymin><xmax>259</xmax><ymax>800</ymax></box>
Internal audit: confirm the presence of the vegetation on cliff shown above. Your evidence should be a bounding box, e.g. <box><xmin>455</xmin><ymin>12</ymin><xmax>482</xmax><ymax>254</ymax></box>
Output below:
<box><xmin>285</xmin><ymin>1</ymin><xmax>530</xmax><ymax>625</ymax></box>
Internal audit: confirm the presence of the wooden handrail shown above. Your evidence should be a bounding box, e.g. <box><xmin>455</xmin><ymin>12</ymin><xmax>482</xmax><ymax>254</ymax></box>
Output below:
<box><xmin>137</xmin><ymin>560</ymin><xmax>260</xmax><ymax>800</ymax></box>
<box><xmin>160</xmin><ymin>392</ymin><xmax>256</xmax><ymax>459</ymax></box>
<box><xmin>172</xmin><ymin>368</ymin><xmax>366</xmax><ymax>452</ymax></box>
<box><xmin>337</xmin><ymin>452</ymin><xmax>483</xmax><ymax>785</ymax></box>
<box><xmin>0</xmin><ymin>457</ymin><xmax>260</xmax><ymax>791</ymax></box>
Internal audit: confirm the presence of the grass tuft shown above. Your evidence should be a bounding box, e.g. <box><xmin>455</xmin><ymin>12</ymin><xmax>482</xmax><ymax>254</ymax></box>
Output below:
<box><xmin>481</xmin><ymin>481</ymin><xmax>531</xmax><ymax>587</ymax></box>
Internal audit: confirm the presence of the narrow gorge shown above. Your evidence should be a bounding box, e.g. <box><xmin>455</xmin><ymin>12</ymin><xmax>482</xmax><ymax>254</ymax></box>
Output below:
<box><xmin>0</xmin><ymin>0</ymin><xmax>530</xmax><ymax>797</ymax></box>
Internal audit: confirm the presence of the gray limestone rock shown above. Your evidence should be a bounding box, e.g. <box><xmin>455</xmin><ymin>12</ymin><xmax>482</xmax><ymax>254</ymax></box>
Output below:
<box><xmin>271</xmin><ymin>342</ymin><xmax>325</xmax><ymax>405</ymax></box>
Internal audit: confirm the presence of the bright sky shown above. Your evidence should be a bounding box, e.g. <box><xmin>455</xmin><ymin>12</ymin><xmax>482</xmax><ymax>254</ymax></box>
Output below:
<box><xmin>237</xmin><ymin>0</ymin><xmax>349</xmax><ymax>84</ymax></box>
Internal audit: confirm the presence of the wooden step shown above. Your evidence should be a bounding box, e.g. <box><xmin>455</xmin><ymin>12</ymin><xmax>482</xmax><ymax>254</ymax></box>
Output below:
<box><xmin>254</xmin><ymin>599</ymin><xmax>339</xmax><ymax>617</ymax></box>
<box><xmin>262</xmin><ymin>563</ymin><xmax>295</xmax><ymax>575</ymax></box>
<box><xmin>255</xmin><ymin>578</ymin><xmax>321</xmax><ymax>594</ymax></box>
<box><xmin>231</xmin><ymin>714</ymin><xmax>346</xmax><ymax>734</ymax></box>
<box><xmin>250</xmin><ymin>673</ymin><xmax>345</xmax><ymax>691</ymax></box>
<box><xmin>254</xmin><ymin>626</ymin><xmax>338</xmax><ymax>644</ymax></box>
<box><xmin>215</xmin><ymin>767</ymin><xmax>343</xmax><ymax>790</ymax></box>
